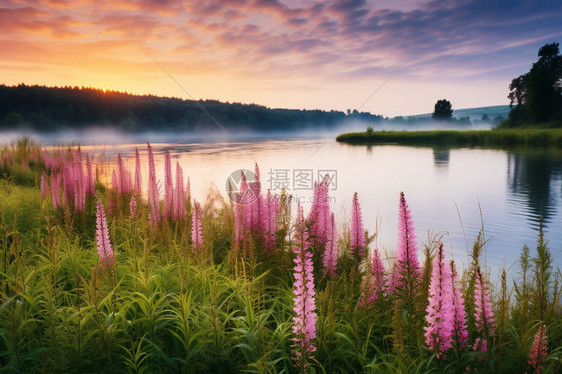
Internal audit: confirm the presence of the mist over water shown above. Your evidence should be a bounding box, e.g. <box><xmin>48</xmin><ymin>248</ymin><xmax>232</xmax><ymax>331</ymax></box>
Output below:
<box><xmin>0</xmin><ymin>119</ymin><xmax>496</xmax><ymax>146</ymax></box>
<box><xmin>344</xmin><ymin>120</ymin><xmax>496</xmax><ymax>132</ymax></box>
<box><xmin>0</xmin><ymin>124</ymin><xmax>351</xmax><ymax>146</ymax></box>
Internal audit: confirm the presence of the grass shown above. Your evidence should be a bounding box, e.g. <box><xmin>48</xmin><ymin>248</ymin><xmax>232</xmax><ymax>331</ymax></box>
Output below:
<box><xmin>1</xmin><ymin>138</ymin><xmax>562</xmax><ymax>373</ymax></box>
<box><xmin>336</xmin><ymin>128</ymin><xmax>562</xmax><ymax>148</ymax></box>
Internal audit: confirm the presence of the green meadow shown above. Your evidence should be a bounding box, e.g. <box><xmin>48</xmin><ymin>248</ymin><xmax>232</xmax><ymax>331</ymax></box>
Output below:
<box><xmin>336</xmin><ymin>129</ymin><xmax>562</xmax><ymax>148</ymax></box>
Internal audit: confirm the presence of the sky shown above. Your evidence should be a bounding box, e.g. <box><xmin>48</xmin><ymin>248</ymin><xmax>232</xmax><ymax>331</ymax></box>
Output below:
<box><xmin>1</xmin><ymin>0</ymin><xmax>561</xmax><ymax>117</ymax></box>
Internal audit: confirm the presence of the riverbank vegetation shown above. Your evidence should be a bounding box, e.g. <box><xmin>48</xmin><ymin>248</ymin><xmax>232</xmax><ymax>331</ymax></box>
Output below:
<box><xmin>1</xmin><ymin>138</ymin><xmax>562</xmax><ymax>373</ymax></box>
<box><xmin>336</xmin><ymin>128</ymin><xmax>562</xmax><ymax>148</ymax></box>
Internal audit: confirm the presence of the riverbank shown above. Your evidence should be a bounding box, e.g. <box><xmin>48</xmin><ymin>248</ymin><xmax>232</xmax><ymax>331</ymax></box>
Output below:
<box><xmin>336</xmin><ymin>128</ymin><xmax>562</xmax><ymax>147</ymax></box>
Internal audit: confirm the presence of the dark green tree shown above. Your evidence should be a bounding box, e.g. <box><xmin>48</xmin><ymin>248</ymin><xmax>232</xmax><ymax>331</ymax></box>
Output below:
<box><xmin>3</xmin><ymin>111</ymin><xmax>24</xmax><ymax>127</ymax></box>
<box><xmin>506</xmin><ymin>42</ymin><xmax>562</xmax><ymax>127</ymax></box>
<box><xmin>431</xmin><ymin>99</ymin><xmax>453</xmax><ymax>121</ymax></box>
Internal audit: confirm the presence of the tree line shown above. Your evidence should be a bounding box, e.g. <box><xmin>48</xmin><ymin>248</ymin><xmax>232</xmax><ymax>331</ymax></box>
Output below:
<box><xmin>0</xmin><ymin>84</ymin><xmax>384</xmax><ymax>132</ymax></box>
<box><xmin>503</xmin><ymin>42</ymin><xmax>562</xmax><ymax>128</ymax></box>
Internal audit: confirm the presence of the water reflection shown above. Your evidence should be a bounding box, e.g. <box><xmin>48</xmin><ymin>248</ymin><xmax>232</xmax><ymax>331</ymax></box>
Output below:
<box><xmin>507</xmin><ymin>150</ymin><xmax>562</xmax><ymax>226</ymax></box>
<box><xmin>432</xmin><ymin>149</ymin><xmax>450</xmax><ymax>170</ymax></box>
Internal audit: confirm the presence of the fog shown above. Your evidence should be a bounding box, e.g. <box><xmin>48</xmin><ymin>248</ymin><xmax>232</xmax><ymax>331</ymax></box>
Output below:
<box><xmin>0</xmin><ymin>127</ymin><xmax>337</xmax><ymax>146</ymax></box>
<box><xmin>344</xmin><ymin>119</ymin><xmax>496</xmax><ymax>132</ymax></box>
<box><xmin>0</xmin><ymin>120</ymin><xmax>496</xmax><ymax>146</ymax></box>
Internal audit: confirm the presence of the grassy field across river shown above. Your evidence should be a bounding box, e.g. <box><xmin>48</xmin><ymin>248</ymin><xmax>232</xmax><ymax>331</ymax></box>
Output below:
<box><xmin>336</xmin><ymin>128</ymin><xmax>562</xmax><ymax>148</ymax></box>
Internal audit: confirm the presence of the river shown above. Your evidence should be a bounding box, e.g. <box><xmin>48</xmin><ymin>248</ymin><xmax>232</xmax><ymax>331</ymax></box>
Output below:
<box><xmin>20</xmin><ymin>131</ymin><xmax>562</xmax><ymax>284</ymax></box>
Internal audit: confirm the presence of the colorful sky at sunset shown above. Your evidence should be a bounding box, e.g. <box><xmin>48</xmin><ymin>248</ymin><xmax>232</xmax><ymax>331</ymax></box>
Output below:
<box><xmin>1</xmin><ymin>0</ymin><xmax>561</xmax><ymax>117</ymax></box>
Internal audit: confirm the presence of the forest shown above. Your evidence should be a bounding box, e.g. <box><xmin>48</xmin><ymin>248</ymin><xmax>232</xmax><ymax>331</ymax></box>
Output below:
<box><xmin>0</xmin><ymin>84</ymin><xmax>383</xmax><ymax>132</ymax></box>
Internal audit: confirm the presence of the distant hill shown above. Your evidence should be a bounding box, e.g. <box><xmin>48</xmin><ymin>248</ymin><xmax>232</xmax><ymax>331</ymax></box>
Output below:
<box><xmin>406</xmin><ymin>105</ymin><xmax>510</xmax><ymax>121</ymax></box>
<box><xmin>452</xmin><ymin>105</ymin><xmax>510</xmax><ymax>121</ymax></box>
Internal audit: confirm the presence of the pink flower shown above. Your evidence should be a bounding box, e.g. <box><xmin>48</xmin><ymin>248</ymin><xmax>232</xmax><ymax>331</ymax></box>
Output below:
<box><xmin>390</xmin><ymin>192</ymin><xmax>421</xmax><ymax>294</ymax></box>
<box><xmin>86</xmin><ymin>156</ymin><xmax>95</xmax><ymax>196</ymax></box>
<box><xmin>292</xmin><ymin>204</ymin><xmax>317</xmax><ymax>367</ymax></box>
<box><xmin>174</xmin><ymin>162</ymin><xmax>186</xmax><ymax>220</ymax></box>
<box><xmin>111</xmin><ymin>169</ymin><xmax>118</xmax><ymax>192</ymax></box>
<box><xmin>474</xmin><ymin>266</ymin><xmax>495</xmax><ymax>351</ymax></box>
<box><xmin>96</xmin><ymin>200</ymin><xmax>114</xmax><ymax>268</ymax></box>
<box><xmin>350</xmin><ymin>192</ymin><xmax>365</xmax><ymax>258</ymax></box>
<box><xmin>130</xmin><ymin>196</ymin><xmax>137</xmax><ymax>218</ymax></box>
<box><xmin>370</xmin><ymin>249</ymin><xmax>387</xmax><ymax>295</ymax></box>
<box><xmin>60</xmin><ymin>160</ymin><xmax>71</xmax><ymax>205</ymax></box>
<box><xmin>191</xmin><ymin>201</ymin><xmax>204</xmax><ymax>250</ymax></box>
<box><xmin>253</xmin><ymin>193</ymin><xmax>264</xmax><ymax>236</ymax></box>
<box><xmin>55</xmin><ymin>151</ymin><xmax>87</xmax><ymax>213</ymax></box>
<box><xmin>450</xmin><ymin>261</ymin><xmax>468</xmax><ymax>350</ymax></box>
<box><xmin>186</xmin><ymin>177</ymin><xmax>191</xmax><ymax>203</ymax></box>
<box><xmin>253</xmin><ymin>162</ymin><xmax>261</xmax><ymax>192</ymax></box>
<box><xmin>307</xmin><ymin>175</ymin><xmax>337</xmax><ymax>276</ymax></box>
<box><xmin>322</xmin><ymin>212</ymin><xmax>338</xmax><ymax>277</ymax></box>
<box><xmin>76</xmin><ymin>156</ymin><xmax>87</xmax><ymax>212</ymax></box>
<box><xmin>75</xmin><ymin>167</ymin><xmax>87</xmax><ymax>212</ymax></box>
<box><xmin>233</xmin><ymin>173</ymin><xmax>248</xmax><ymax>248</ymax></box>
<box><xmin>240</xmin><ymin>171</ymin><xmax>253</xmax><ymax>228</ymax></box>
<box><xmin>473</xmin><ymin>338</ymin><xmax>487</xmax><ymax>353</ymax></box>
<box><xmin>249</xmin><ymin>163</ymin><xmax>263</xmax><ymax>234</ymax></box>
<box><xmin>529</xmin><ymin>324</ymin><xmax>548</xmax><ymax>373</ymax></box>
<box><xmin>108</xmin><ymin>197</ymin><xmax>116</xmax><ymax>216</ymax></box>
<box><xmin>235</xmin><ymin>165</ymin><xmax>268</xmax><ymax>243</ymax></box>
<box><xmin>263</xmin><ymin>191</ymin><xmax>280</xmax><ymax>252</ymax></box>
<box><xmin>308</xmin><ymin>175</ymin><xmax>331</xmax><ymax>247</ymax></box>
<box><xmin>359</xmin><ymin>248</ymin><xmax>387</xmax><ymax>305</ymax></box>
<box><xmin>307</xmin><ymin>182</ymin><xmax>321</xmax><ymax>241</ymax></box>
<box><xmin>134</xmin><ymin>147</ymin><xmax>142</xmax><ymax>195</ymax></box>
<box><xmin>424</xmin><ymin>243</ymin><xmax>454</xmax><ymax>359</ymax></box>
<box><xmin>147</xmin><ymin>142</ymin><xmax>160</xmax><ymax>226</ymax></box>
<box><xmin>116</xmin><ymin>153</ymin><xmax>131</xmax><ymax>197</ymax></box>
<box><xmin>50</xmin><ymin>172</ymin><xmax>62</xmax><ymax>210</ymax></box>
<box><xmin>41</xmin><ymin>152</ymin><xmax>52</xmax><ymax>170</ymax></box>
<box><xmin>163</xmin><ymin>151</ymin><xmax>173</xmax><ymax>218</ymax></box>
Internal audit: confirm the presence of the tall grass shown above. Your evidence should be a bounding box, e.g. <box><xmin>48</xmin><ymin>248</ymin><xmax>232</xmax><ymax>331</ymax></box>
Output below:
<box><xmin>336</xmin><ymin>128</ymin><xmax>562</xmax><ymax>148</ymax></box>
<box><xmin>0</xmin><ymin>139</ymin><xmax>561</xmax><ymax>373</ymax></box>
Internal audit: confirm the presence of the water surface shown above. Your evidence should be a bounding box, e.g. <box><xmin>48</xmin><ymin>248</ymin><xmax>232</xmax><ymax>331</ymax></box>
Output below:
<box><xmin>48</xmin><ymin>134</ymin><xmax>562</xmax><ymax>283</ymax></box>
